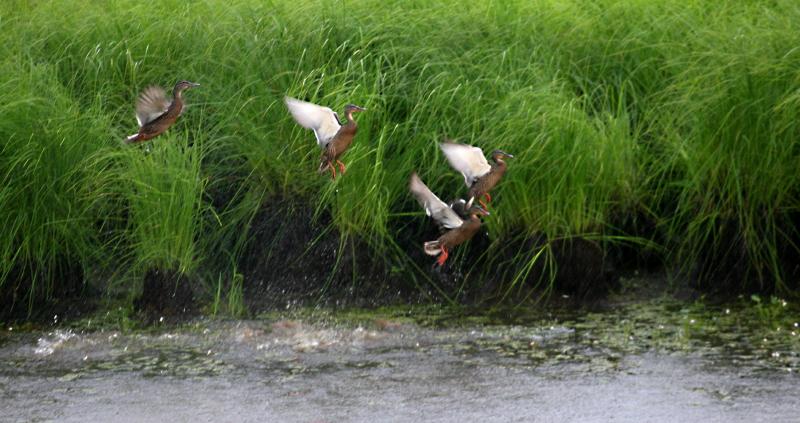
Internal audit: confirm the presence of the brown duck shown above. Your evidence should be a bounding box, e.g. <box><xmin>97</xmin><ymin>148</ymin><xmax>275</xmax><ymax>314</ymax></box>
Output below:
<box><xmin>409</xmin><ymin>172</ymin><xmax>489</xmax><ymax>266</ymax></box>
<box><xmin>284</xmin><ymin>96</ymin><xmax>366</xmax><ymax>179</ymax></box>
<box><xmin>125</xmin><ymin>80</ymin><xmax>200</xmax><ymax>144</ymax></box>
<box><xmin>440</xmin><ymin>140</ymin><xmax>514</xmax><ymax>209</ymax></box>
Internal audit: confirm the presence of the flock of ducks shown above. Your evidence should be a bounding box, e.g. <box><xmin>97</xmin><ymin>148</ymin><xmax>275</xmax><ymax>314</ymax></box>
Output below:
<box><xmin>125</xmin><ymin>81</ymin><xmax>512</xmax><ymax>267</ymax></box>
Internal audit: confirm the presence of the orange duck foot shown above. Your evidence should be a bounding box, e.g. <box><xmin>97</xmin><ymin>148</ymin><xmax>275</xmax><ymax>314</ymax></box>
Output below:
<box><xmin>322</xmin><ymin>161</ymin><xmax>337</xmax><ymax>179</ymax></box>
<box><xmin>478</xmin><ymin>193</ymin><xmax>492</xmax><ymax>209</ymax></box>
<box><xmin>319</xmin><ymin>161</ymin><xmax>338</xmax><ymax>179</ymax></box>
<box><xmin>435</xmin><ymin>247</ymin><xmax>449</xmax><ymax>267</ymax></box>
<box><xmin>336</xmin><ymin>160</ymin><xmax>347</xmax><ymax>175</ymax></box>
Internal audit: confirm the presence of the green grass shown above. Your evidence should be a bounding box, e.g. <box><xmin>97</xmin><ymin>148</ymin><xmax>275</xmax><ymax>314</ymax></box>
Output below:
<box><xmin>1</xmin><ymin>0</ymin><xmax>799</xmax><ymax>314</ymax></box>
<box><xmin>0</xmin><ymin>56</ymin><xmax>111</xmax><ymax>308</ymax></box>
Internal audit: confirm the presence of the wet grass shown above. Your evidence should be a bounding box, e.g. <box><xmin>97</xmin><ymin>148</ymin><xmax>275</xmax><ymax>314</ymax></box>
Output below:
<box><xmin>1</xmin><ymin>0</ymin><xmax>799</xmax><ymax>315</ymax></box>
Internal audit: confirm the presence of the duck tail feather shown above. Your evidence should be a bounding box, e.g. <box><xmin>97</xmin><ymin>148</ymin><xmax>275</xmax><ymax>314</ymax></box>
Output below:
<box><xmin>423</xmin><ymin>241</ymin><xmax>441</xmax><ymax>256</ymax></box>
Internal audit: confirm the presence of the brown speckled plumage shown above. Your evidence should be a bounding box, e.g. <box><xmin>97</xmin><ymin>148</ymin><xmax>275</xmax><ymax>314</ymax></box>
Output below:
<box><xmin>467</xmin><ymin>152</ymin><xmax>510</xmax><ymax>203</ymax></box>
<box><xmin>409</xmin><ymin>172</ymin><xmax>489</xmax><ymax>266</ymax></box>
<box><xmin>318</xmin><ymin>108</ymin><xmax>361</xmax><ymax>176</ymax></box>
<box><xmin>440</xmin><ymin>141</ymin><xmax>513</xmax><ymax>207</ymax></box>
<box><xmin>126</xmin><ymin>80</ymin><xmax>199</xmax><ymax>144</ymax></box>
<box><xmin>423</xmin><ymin>209</ymin><xmax>485</xmax><ymax>266</ymax></box>
<box><xmin>284</xmin><ymin>96</ymin><xmax>365</xmax><ymax>179</ymax></box>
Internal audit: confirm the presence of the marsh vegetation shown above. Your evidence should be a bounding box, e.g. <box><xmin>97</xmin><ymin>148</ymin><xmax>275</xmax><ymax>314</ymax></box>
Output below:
<box><xmin>1</xmin><ymin>0</ymin><xmax>799</xmax><ymax>318</ymax></box>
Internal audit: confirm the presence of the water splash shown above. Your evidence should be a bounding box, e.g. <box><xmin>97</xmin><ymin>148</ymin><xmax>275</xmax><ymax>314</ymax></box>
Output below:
<box><xmin>34</xmin><ymin>330</ymin><xmax>76</xmax><ymax>356</ymax></box>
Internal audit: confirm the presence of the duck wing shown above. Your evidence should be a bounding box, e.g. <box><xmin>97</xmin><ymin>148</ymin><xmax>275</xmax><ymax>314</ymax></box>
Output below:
<box><xmin>284</xmin><ymin>96</ymin><xmax>342</xmax><ymax>148</ymax></box>
<box><xmin>440</xmin><ymin>141</ymin><xmax>492</xmax><ymax>187</ymax></box>
<box><xmin>135</xmin><ymin>86</ymin><xmax>171</xmax><ymax>127</ymax></box>
<box><xmin>409</xmin><ymin>173</ymin><xmax>464</xmax><ymax>230</ymax></box>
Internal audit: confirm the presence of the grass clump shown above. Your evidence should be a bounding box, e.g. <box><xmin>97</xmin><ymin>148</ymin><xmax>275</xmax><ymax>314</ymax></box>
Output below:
<box><xmin>0</xmin><ymin>57</ymin><xmax>112</xmax><ymax>311</ymax></box>
<box><xmin>118</xmin><ymin>138</ymin><xmax>208</xmax><ymax>275</ymax></box>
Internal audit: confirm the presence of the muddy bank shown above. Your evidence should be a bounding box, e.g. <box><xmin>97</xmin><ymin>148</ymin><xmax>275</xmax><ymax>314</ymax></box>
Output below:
<box><xmin>237</xmin><ymin>198</ymin><xmax>618</xmax><ymax>313</ymax></box>
<box><xmin>685</xmin><ymin>214</ymin><xmax>800</xmax><ymax>296</ymax></box>
<box><xmin>239</xmin><ymin>198</ymin><xmax>421</xmax><ymax>313</ymax></box>
<box><xmin>134</xmin><ymin>268</ymin><xmax>198</xmax><ymax>321</ymax></box>
<box><xmin>0</xmin><ymin>263</ymin><xmax>197</xmax><ymax>325</ymax></box>
<box><xmin>0</xmin><ymin>260</ymin><xmax>92</xmax><ymax>323</ymax></box>
<box><xmin>6</xmin><ymin>198</ymin><xmax>795</xmax><ymax>322</ymax></box>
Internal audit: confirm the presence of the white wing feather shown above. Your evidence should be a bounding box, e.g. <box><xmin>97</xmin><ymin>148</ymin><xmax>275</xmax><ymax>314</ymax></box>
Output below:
<box><xmin>440</xmin><ymin>142</ymin><xmax>492</xmax><ymax>187</ymax></box>
<box><xmin>135</xmin><ymin>86</ymin><xmax>171</xmax><ymax>127</ymax></box>
<box><xmin>284</xmin><ymin>96</ymin><xmax>341</xmax><ymax>148</ymax></box>
<box><xmin>409</xmin><ymin>173</ymin><xmax>464</xmax><ymax>229</ymax></box>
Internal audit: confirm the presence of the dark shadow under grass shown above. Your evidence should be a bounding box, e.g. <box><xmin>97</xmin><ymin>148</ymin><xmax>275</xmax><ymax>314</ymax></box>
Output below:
<box><xmin>234</xmin><ymin>197</ymin><xmax>621</xmax><ymax>314</ymax></box>
<box><xmin>238</xmin><ymin>196</ymin><xmax>425</xmax><ymax>313</ymax></box>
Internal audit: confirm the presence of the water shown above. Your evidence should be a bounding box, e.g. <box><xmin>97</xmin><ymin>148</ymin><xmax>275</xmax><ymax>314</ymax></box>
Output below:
<box><xmin>1</xmin><ymin>298</ymin><xmax>799</xmax><ymax>422</ymax></box>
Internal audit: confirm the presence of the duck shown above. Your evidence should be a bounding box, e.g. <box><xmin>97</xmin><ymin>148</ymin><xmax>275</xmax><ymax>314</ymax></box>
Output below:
<box><xmin>409</xmin><ymin>172</ymin><xmax>489</xmax><ymax>266</ymax></box>
<box><xmin>440</xmin><ymin>140</ymin><xmax>514</xmax><ymax>209</ymax></box>
<box><xmin>125</xmin><ymin>80</ymin><xmax>200</xmax><ymax>144</ymax></box>
<box><xmin>448</xmin><ymin>198</ymin><xmax>471</xmax><ymax>219</ymax></box>
<box><xmin>284</xmin><ymin>96</ymin><xmax>366</xmax><ymax>179</ymax></box>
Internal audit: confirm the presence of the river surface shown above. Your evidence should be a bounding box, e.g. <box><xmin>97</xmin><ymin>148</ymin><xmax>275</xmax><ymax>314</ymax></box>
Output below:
<box><xmin>1</xmin><ymin>297</ymin><xmax>799</xmax><ymax>422</ymax></box>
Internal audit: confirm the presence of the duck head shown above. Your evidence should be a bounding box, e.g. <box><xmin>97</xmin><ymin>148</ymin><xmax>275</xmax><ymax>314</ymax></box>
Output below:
<box><xmin>344</xmin><ymin>104</ymin><xmax>366</xmax><ymax>119</ymax></box>
<box><xmin>466</xmin><ymin>197</ymin><xmax>490</xmax><ymax>217</ymax></box>
<box><xmin>469</xmin><ymin>204</ymin><xmax>490</xmax><ymax>218</ymax></box>
<box><xmin>173</xmin><ymin>80</ymin><xmax>200</xmax><ymax>94</ymax></box>
<box><xmin>344</xmin><ymin>104</ymin><xmax>366</xmax><ymax>114</ymax></box>
<box><xmin>490</xmin><ymin>149</ymin><xmax>514</xmax><ymax>163</ymax></box>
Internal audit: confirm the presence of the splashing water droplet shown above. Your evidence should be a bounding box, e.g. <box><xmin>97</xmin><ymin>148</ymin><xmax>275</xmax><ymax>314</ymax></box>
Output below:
<box><xmin>34</xmin><ymin>330</ymin><xmax>76</xmax><ymax>356</ymax></box>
